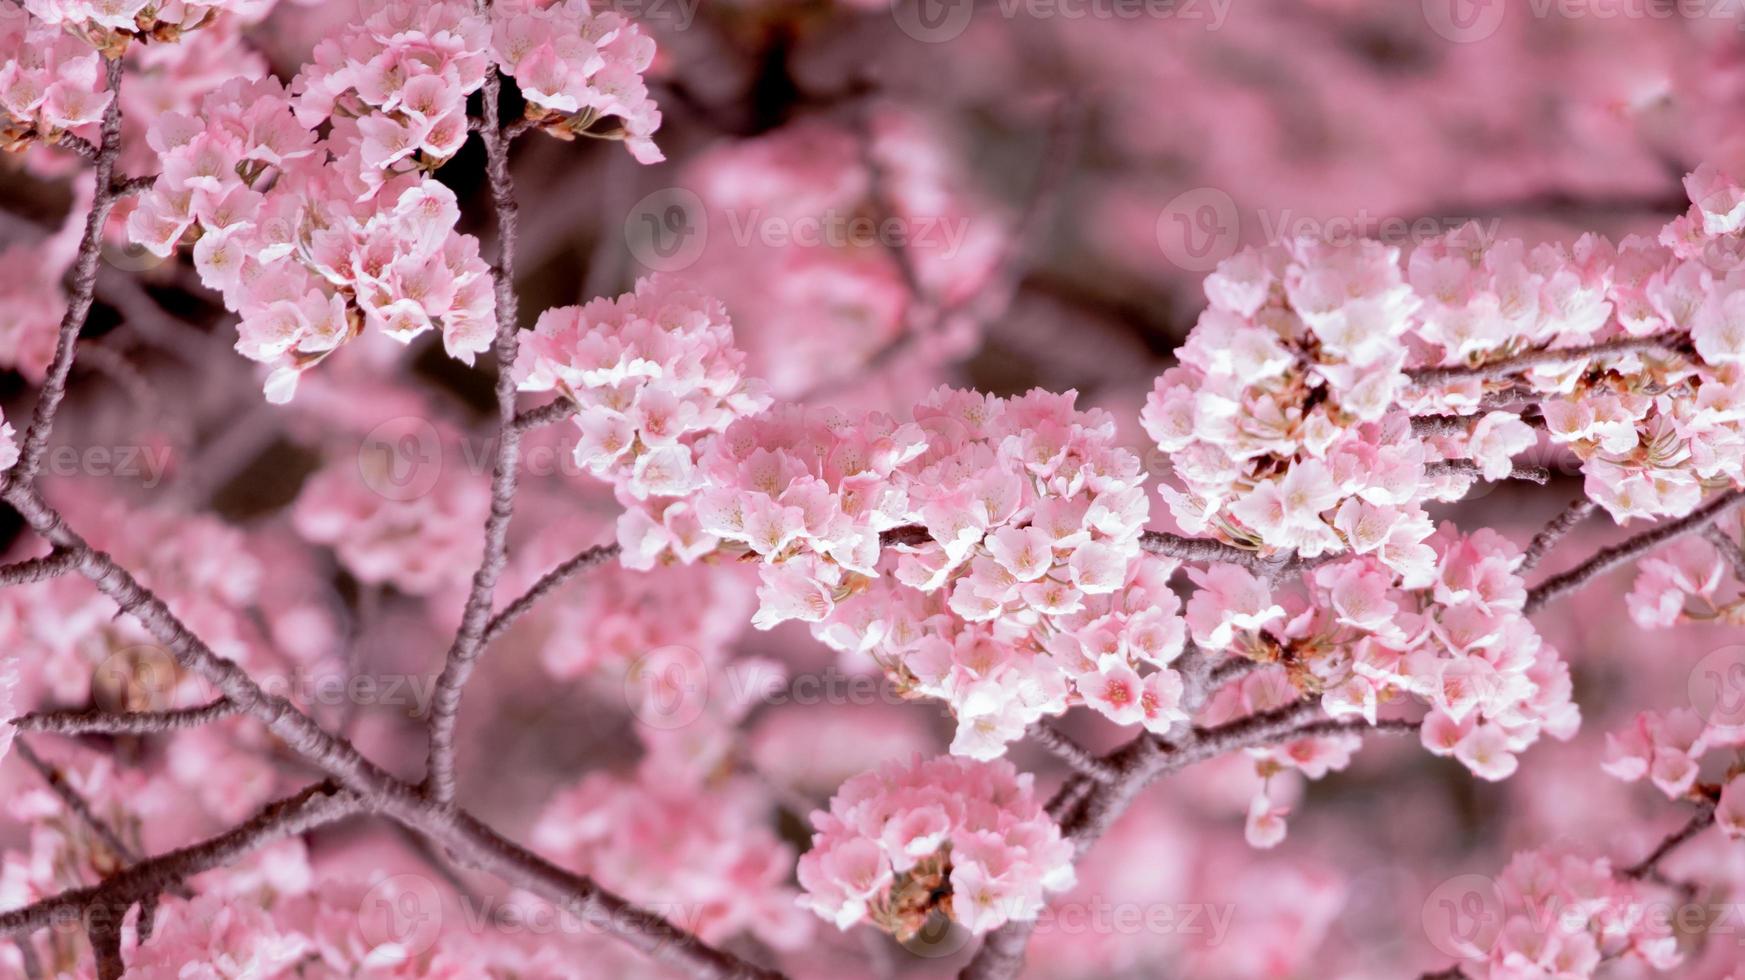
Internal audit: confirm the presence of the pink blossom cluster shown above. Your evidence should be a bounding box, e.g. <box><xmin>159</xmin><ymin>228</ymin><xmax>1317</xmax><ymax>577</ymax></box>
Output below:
<box><xmin>1625</xmin><ymin>535</ymin><xmax>1741</xmax><ymax>627</ymax></box>
<box><xmin>820</xmin><ymin>552</ymin><xmax>1186</xmax><ymax>760</ymax></box>
<box><xmin>1448</xmin><ymin>851</ymin><xmax>1681</xmax><ymax>978</ymax></box>
<box><xmin>532</xmin><ymin>764</ymin><xmax>811</xmax><ymax>950</ymax></box>
<box><xmin>1189</xmin><ymin>526</ymin><xmax>1578</xmax><ymax>787</ymax></box>
<box><xmin>291</xmin><ymin>0</ymin><xmax>488</xmax><ymax>187</ymax></box>
<box><xmin>0</xmin><ymin>6</ymin><xmax>112</xmax><ymax>151</ymax></box>
<box><xmin>693</xmin><ymin>403</ymin><xmax>925</xmax><ymax>629</ymax></box>
<box><xmin>1603</xmin><ymin>708</ymin><xmax>1745</xmax><ymax>831</ymax></box>
<box><xmin>20</xmin><ymin>0</ymin><xmax>267</xmax><ymax>50</ymax></box>
<box><xmin>1148</xmin><ymin>187</ymin><xmax>1745</xmax><ymax>538</ymax></box>
<box><xmin>127</xmin><ymin>76</ymin><xmax>495</xmax><ymax>402</ymax></box>
<box><xmin>798</xmin><ymin>754</ymin><xmax>1074</xmax><ymax>938</ymax></box>
<box><xmin>514</xmin><ymin>276</ymin><xmax>771</xmax><ymax>568</ymax></box>
<box><xmin>292</xmin><ymin>453</ymin><xmax>489</xmax><ymax>596</ymax></box>
<box><xmin>491</xmin><ymin>0</ymin><xmax>662</xmax><ymax>163</ymax></box>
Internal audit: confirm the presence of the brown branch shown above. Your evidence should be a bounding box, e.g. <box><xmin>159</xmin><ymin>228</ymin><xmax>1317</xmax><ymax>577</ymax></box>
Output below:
<box><xmin>1519</xmin><ymin>496</ymin><xmax>1597</xmax><ymax>574</ymax></box>
<box><xmin>1406</xmin><ymin>331</ymin><xmax>1687</xmax><ymax>386</ymax></box>
<box><xmin>1025</xmin><ymin>723</ymin><xmax>1119</xmax><ymax>783</ymax></box>
<box><xmin>1621</xmin><ymin>799</ymin><xmax>1717</xmax><ymax>880</ymax></box>
<box><xmin>481</xmin><ymin>543</ymin><xmax>618</xmax><ymax>647</ymax></box>
<box><xmin>510</xmin><ymin>398</ymin><xmax>577</xmax><ymax>433</ymax></box>
<box><xmin>1423</xmin><ymin>459</ymin><xmax>1551</xmax><ymax>484</ymax></box>
<box><xmin>0</xmin><ymin>782</ymin><xmax>356</xmax><ymax>940</ymax></box>
<box><xmin>3</xmin><ymin>56</ymin><xmax>125</xmax><ymax>488</ymax></box>
<box><xmin>1525</xmin><ymin>488</ymin><xmax>1745</xmax><ymax>614</ymax></box>
<box><xmin>0</xmin><ymin>549</ymin><xmax>78</xmax><ymax>585</ymax></box>
<box><xmin>12</xmin><ymin>698</ymin><xmax>238</xmax><ymax>736</ymax></box>
<box><xmin>109</xmin><ymin>174</ymin><xmax>157</xmax><ymax>197</ymax></box>
<box><xmin>424</xmin><ymin>37</ymin><xmax>530</xmax><ymax>807</ymax></box>
<box><xmin>960</xmin><ymin>700</ymin><xmax>1420</xmax><ymax>979</ymax></box>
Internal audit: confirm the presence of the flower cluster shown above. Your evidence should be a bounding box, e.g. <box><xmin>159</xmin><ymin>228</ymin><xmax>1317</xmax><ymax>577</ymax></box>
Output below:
<box><xmin>797</xmin><ymin>754</ymin><xmax>1074</xmax><ymax>938</ymax></box>
<box><xmin>1193</xmin><ymin>526</ymin><xmax>1579</xmax><ymax>787</ymax></box>
<box><xmin>1151</xmin><ymin>190</ymin><xmax>1745</xmax><ymax>536</ymax></box>
<box><xmin>1625</xmin><ymin>535</ymin><xmax>1740</xmax><ymax>628</ymax></box>
<box><xmin>694</xmin><ymin>403</ymin><xmax>925</xmax><ymax>628</ymax></box>
<box><xmin>1444</xmin><ymin>851</ymin><xmax>1681</xmax><ymax>978</ymax></box>
<box><xmin>491</xmin><ymin>0</ymin><xmax>663</xmax><ymax>163</ymax></box>
<box><xmin>292</xmin><ymin>0</ymin><xmax>488</xmax><ymax>188</ymax></box>
<box><xmin>128</xmin><ymin>76</ymin><xmax>495</xmax><ymax>401</ymax></box>
<box><xmin>1603</xmin><ymin>707</ymin><xmax>1745</xmax><ymax>802</ymax></box>
<box><xmin>20</xmin><ymin>0</ymin><xmax>265</xmax><ymax>51</ymax></box>
<box><xmin>0</xmin><ymin>6</ymin><xmax>111</xmax><ymax>151</ymax></box>
<box><xmin>1143</xmin><ymin>239</ymin><xmax>1457</xmax><ymax>575</ymax></box>
<box><xmin>532</xmin><ymin>765</ymin><xmax>811</xmax><ymax>950</ymax></box>
<box><xmin>515</xmin><ymin>276</ymin><xmax>771</xmax><ymax>568</ymax></box>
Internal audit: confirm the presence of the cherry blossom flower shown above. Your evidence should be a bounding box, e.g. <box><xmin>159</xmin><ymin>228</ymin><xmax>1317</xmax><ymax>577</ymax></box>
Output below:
<box><xmin>490</xmin><ymin>0</ymin><xmax>663</xmax><ymax>162</ymax></box>
<box><xmin>127</xmin><ymin>75</ymin><xmax>495</xmax><ymax>401</ymax></box>
<box><xmin>798</xmin><ymin>754</ymin><xmax>1073</xmax><ymax>939</ymax></box>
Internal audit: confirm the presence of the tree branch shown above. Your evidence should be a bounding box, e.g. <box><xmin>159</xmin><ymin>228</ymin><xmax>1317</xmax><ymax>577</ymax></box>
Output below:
<box><xmin>3</xmin><ymin>56</ymin><xmax>125</xmax><ymax>489</ymax></box>
<box><xmin>12</xmin><ymin>698</ymin><xmax>238</xmax><ymax>736</ymax></box>
<box><xmin>0</xmin><ymin>549</ymin><xmax>78</xmax><ymax>586</ymax></box>
<box><xmin>0</xmin><ymin>484</ymin><xmax>783</xmax><ymax>979</ymax></box>
<box><xmin>1406</xmin><ymin>331</ymin><xmax>1688</xmax><ymax>386</ymax></box>
<box><xmin>1525</xmin><ymin>488</ymin><xmax>1745</xmax><ymax>614</ymax></box>
<box><xmin>1025</xmin><ymin>723</ymin><xmax>1119</xmax><ymax>783</ymax></box>
<box><xmin>481</xmin><ymin>543</ymin><xmax>618</xmax><ymax>648</ymax></box>
<box><xmin>424</xmin><ymin>38</ymin><xmax>530</xmax><ymax>807</ymax></box>
<box><xmin>1519</xmin><ymin>496</ymin><xmax>1597</xmax><ymax>574</ymax></box>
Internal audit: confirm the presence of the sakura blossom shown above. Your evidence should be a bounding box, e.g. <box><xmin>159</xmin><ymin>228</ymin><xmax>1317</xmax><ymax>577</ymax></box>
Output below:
<box><xmin>797</xmin><ymin>754</ymin><xmax>1074</xmax><ymax>940</ymax></box>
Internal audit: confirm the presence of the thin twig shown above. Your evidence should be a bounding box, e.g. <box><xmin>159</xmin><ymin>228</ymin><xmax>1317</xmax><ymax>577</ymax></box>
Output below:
<box><xmin>424</xmin><ymin>35</ymin><xmax>529</xmax><ymax>807</ymax></box>
<box><xmin>12</xmin><ymin>698</ymin><xmax>238</xmax><ymax>736</ymax></box>
<box><xmin>11</xmin><ymin>740</ymin><xmax>193</xmax><ymax>899</ymax></box>
<box><xmin>481</xmin><ymin>543</ymin><xmax>618</xmax><ymax>647</ymax></box>
<box><xmin>1621</xmin><ymin>799</ymin><xmax>1717</xmax><ymax>880</ymax></box>
<box><xmin>510</xmin><ymin>398</ymin><xmax>577</xmax><ymax>433</ymax></box>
